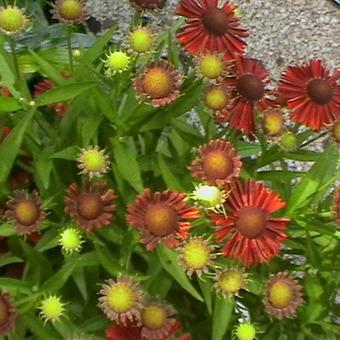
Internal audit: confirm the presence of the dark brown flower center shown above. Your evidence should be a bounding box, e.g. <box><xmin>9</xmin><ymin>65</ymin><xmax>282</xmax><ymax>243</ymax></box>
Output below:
<box><xmin>237</xmin><ymin>74</ymin><xmax>265</xmax><ymax>101</ymax></box>
<box><xmin>203</xmin><ymin>150</ymin><xmax>233</xmax><ymax>180</ymax></box>
<box><xmin>77</xmin><ymin>193</ymin><xmax>103</xmax><ymax>220</ymax></box>
<box><xmin>0</xmin><ymin>298</ymin><xmax>9</xmax><ymax>325</ymax></box>
<box><xmin>202</xmin><ymin>8</ymin><xmax>229</xmax><ymax>36</ymax></box>
<box><xmin>236</xmin><ymin>206</ymin><xmax>267</xmax><ymax>239</ymax></box>
<box><xmin>307</xmin><ymin>79</ymin><xmax>333</xmax><ymax>105</ymax></box>
<box><xmin>14</xmin><ymin>200</ymin><xmax>39</xmax><ymax>226</ymax></box>
<box><xmin>144</xmin><ymin>203</ymin><xmax>178</xmax><ymax>236</ymax></box>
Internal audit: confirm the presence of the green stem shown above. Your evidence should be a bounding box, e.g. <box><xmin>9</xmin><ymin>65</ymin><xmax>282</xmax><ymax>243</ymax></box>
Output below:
<box><xmin>8</xmin><ymin>37</ymin><xmax>31</xmax><ymax>99</ymax></box>
<box><xmin>66</xmin><ymin>26</ymin><xmax>74</xmax><ymax>73</ymax></box>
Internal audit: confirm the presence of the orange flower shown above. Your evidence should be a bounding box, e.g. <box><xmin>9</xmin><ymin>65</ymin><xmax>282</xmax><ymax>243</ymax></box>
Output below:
<box><xmin>188</xmin><ymin>139</ymin><xmax>242</xmax><ymax>186</ymax></box>
<box><xmin>134</xmin><ymin>61</ymin><xmax>182</xmax><ymax>107</ymax></box>
<box><xmin>126</xmin><ymin>189</ymin><xmax>200</xmax><ymax>250</ymax></box>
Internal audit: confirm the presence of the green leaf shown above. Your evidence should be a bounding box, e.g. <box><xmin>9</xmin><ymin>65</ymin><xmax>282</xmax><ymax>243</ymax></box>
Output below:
<box><xmin>35</xmin><ymin>81</ymin><xmax>97</xmax><ymax>107</ymax></box>
<box><xmin>0</xmin><ymin>48</ymin><xmax>19</xmax><ymax>97</ymax></box>
<box><xmin>94</xmin><ymin>244</ymin><xmax>121</xmax><ymax>276</ymax></box>
<box><xmin>167</xmin><ymin>31</ymin><xmax>180</xmax><ymax>67</ymax></box>
<box><xmin>157</xmin><ymin>245</ymin><xmax>203</xmax><ymax>302</ymax></box>
<box><xmin>0</xmin><ymin>223</ymin><xmax>16</xmax><ymax>236</ymax></box>
<box><xmin>50</xmin><ymin>146</ymin><xmax>78</xmax><ymax>160</ymax></box>
<box><xmin>33</xmin><ymin>146</ymin><xmax>55</xmax><ymax>190</ymax></box>
<box><xmin>41</xmin><ymin>260</ymin><xmax>77</xmax><ymax>292</ymax></box>
<box><xmin>287</xmin><ymin>144</ymin><xmax>339</xmax><ymax>214</ymax></box>
<box><xmin>21</xmin><ymin>314</ymin><xmax>59</xmax><ymax>339</ymax></box>
<box><xmin>0</xmin><ymin>97</ymin><xmax>21</xmax><ymax>112</ymax></box>
<box><xmin>257</xmin><ymin>170</ymin><xmax>304</xmax><ymax>181</ymax></box>
<box><xmin>157</xmin><ymin>153</ymin><xmax>185</xmax><ymax>191</ymax></box>
<box><xmin>0</xmin><ymin>108</ymin><xmax>35</xmax><ymax>186</ymax></box>
<box><xmin>0</xmin><ymin>255</ymin><xmax>23</xmax><ymax>268</ymax></box>
<box><xmin>212</xmin><ymin>296</ymin><xmax>234</xmax><ymax>340</ymax></box>
<box><xmin>236</xmin><ymin>141</ymin><xmax>261</xmax><ymax>158</ymax></box>
<box><xmin>112</xmin><ymin>137</ymin><xmax>144</xmax><ymax>193</ymax></box>
<box><xmin>198</xmin><ymin>279</ymin><xmax>213</xmax><ymax>315</ymax></box>
<box><xmin>0</xmin><ymin>278</ymin><xmax>32</xmax><ymax>294</ymax></box>
<box><xmin>18</xmin><ymin>54</ymin><xmax>39</xmax><ymax>74</ymax></box>
<box><xmin>285</xmin><ymin>150</ymin><xmax>320</xmax><ymax>162</ymax></box>
<box><xmin>304</xmin><ymin>303</ymin><xmax>326</xmax><ymax>323</ymax></box>
<box><xmin>81</xmin><ymin>25</ymin><xmax>116</xmax><ymax>64</ymax></box>
<box><xmin>29</xmin><ymin>50</ymin><xmax>65</xmax><ymax>85</ymax></box>
<box><xmin>40</xmin><ymin>252</ymin><xmax>99</xmax><ymax>292</ymax></box>
<box><xmin>72</xmin><ymin>268</ymin><xmax>88</xmax><ymax>301</ymax></box>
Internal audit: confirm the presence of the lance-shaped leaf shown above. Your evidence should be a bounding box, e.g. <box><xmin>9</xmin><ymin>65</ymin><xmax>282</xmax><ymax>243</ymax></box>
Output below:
<box><xmin>157</xmin><ymin>244</ymin><xmax>203</xmax><ymax>302</ymax></box>
<box><xmin>35</xmin><ymin>81</ymin><xmax>97</xmax><ymax>107</ymax></box>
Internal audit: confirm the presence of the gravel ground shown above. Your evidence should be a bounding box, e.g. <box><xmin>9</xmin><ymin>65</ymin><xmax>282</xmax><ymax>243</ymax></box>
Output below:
<box><xmin>86</xmin><ymin>0</ymin><xmax>340</xmax><ymax>79</ymax></box>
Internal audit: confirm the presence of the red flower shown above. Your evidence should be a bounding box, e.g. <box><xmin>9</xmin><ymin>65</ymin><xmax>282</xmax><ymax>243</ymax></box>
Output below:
<box><xmin>129</xmin><ymin>0</ymin><xmax>166</xmax><ymax>11</ymax></box>
<box><xmin>134</xmin><ymin>61</ymin><xmax>182</xmax><ymax>108</ymax></box>
<box><xmin>33</xmin><ymin>79</ymin><xmax>68</xmax><ymax>116</ymax></box>
<box><xmin>176</xmin><ymin>0</ymin><xmax>248</xmax><ymax>58</ymax></box>
<box><xmin>126</xmin><ymin>189</ymin><xmax>200</xmax><ymax>250</ymax></box>
<box><xmin>278</xmin><ymin>59</ymin><xmax>340</xmax><ymax>130</ymax></box>
<box><xmin>64</xmin><ymin>182</ymin><xmax>117</xmax><ymax>233</ymax></box>
<box><xmin>210</xmin><ymin>180</ymin><xmax>289</xmax><ymax>266</ymax></box>
<box><xmin>1</xmin><ymin>127</ymin><xmax>11</xmax><ymax>142</ymax></box>
<box><xmin>0</xmin><ymin>292</ymin><xmax>18</xmax><ymax>336</ymax></box>
<box><xmin>224</xmin><ymin>58</ymin><xmax>275</xmax><ymax>134</ymax></box>
<box><xmin>9</xmin><ymin>167</ymin><xmax>31</xmax><ymax>190</ymax></box>
<box><xmin>0</xmin><ymin>86</ymin><xmax>11</xmax><ymax>97</ymax></box>
<box><xmin>106</xmin><ymin>323</ymin><xmax>142</xmax><ymax>340</ymax></box>
<box><xmin>106</xmin><ymin>321</ymin><xmax>187</xmax><ymax>340</ymax></box>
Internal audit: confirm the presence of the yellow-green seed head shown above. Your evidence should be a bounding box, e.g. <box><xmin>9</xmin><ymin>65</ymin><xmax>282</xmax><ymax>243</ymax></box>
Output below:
<box><xmin>215</xmin><ymin>268</ymin><xmax>246</xmax><ymax>297</ymax></box>
<box><xmin>199</xmin><ymin>55</ymin><xmax>224</xmax><ymax>80</ymax></box>
<box><xmin>39</xmin><ymin>296</ymin><xmax>65</xmax><ymax>323</ymax></box>
<box><xmin>59</xmin><ymin>228</ymin><xmax>83</xmax><ymax>254</ymax></box>
<box><xmin>77</xmin><ymin>146</ymin><xmax>109</xmax><ymax>178</ymax></box>
<box><xmin>192</xmin><ymin>184</ymin><xmax>224</xmax><ymax>208</ymax></box>
<box><xmin>0</xmin><ymin>6</ymin><xmax>28</xmax><ymax>35</ymax></box>
<box><xmin>59</xmin><ymin>0</ymin><xmax>83</xmax><ymax>21</ymax></box>
<box><xmin>205</xmin><ymin>86</ymin><xmax>229</xmax><ymax>111</ymax></box>
<box><xmin>130</xmin><ymin>27</ymin><xmax>154</xmax><ymax>53</ymax></box>
<box><xmin>234</xmin><ymin>323</ymin><xmax>256</xmax><ymax>340</ymax></box>
<box><xmin>106</xmin><ymin>283</ymin><xmax>137</xmax><ymax>313</ymax></box>
<box><xmin>105</xmin><ymin>51</ymin><xmax>130</xmax><ymax>74</ymax></box>
<box><xmin>280</xmin><ymin>131</ymin><xmax>298</xmax><ymax>151</ymax></box>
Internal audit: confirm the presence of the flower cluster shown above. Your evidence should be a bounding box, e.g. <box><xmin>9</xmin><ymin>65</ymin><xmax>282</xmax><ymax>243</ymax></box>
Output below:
<box><xmin>99</xmin><ymin>276</ymin><xmax>189</xmax><ymax>340</ymax></box>
<box><xmin>0</xmin><ymin>0</ymin><xmax>338</xmax><ymax>338</ymax></box>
